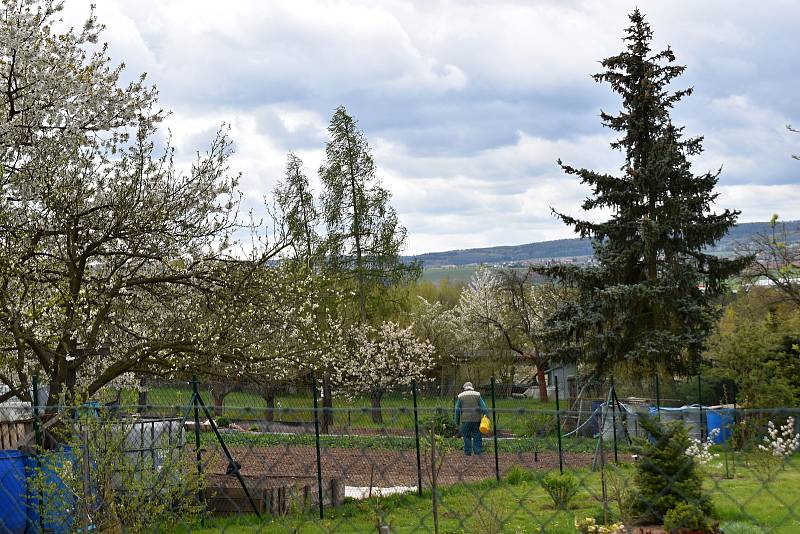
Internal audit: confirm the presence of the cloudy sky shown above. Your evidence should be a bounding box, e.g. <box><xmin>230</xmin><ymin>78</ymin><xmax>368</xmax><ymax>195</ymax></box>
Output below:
<box><xmin>63</xmin><ymin>0</ymin><xmax>800</xmax><ymax>255</ymax></box>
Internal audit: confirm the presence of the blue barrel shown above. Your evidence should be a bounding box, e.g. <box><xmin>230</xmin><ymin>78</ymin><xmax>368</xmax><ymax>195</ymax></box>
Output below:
<box><xmin>706</xmin><ymin>409</ymin><xmax>733</xmax><ymax>444</ymax></box>
<box><xmin>0</xmin><ymin>450</ymin><xmax>29</xmax><ymax>534</ymax></box>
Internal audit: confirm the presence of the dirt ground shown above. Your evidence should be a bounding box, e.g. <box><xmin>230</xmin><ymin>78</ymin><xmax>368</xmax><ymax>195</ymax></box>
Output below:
<box><xmin>201</xmin><ymin>445</ymin><xmax>600</xmax><ymax>487</ymax></box>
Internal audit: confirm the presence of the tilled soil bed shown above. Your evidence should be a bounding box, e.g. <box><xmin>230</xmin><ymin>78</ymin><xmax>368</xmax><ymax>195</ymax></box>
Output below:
<box><xmin>201</xmin><ymin>446</ymin><xmax>600</xmax><ymax>487</ymax></box>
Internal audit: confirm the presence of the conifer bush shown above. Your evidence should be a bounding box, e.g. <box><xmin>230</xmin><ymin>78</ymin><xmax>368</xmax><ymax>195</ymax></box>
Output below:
<box><xmin>631</xmin><ymin>416</ymin><xmax>713</xmax><ymax>526</ymax></box>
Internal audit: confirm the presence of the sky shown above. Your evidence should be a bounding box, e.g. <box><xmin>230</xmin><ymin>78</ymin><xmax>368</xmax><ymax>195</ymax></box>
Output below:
<box><xmin>62</xmin><ymin>0</ymin><xmax>800</xmax><ymax>255</ymax></box>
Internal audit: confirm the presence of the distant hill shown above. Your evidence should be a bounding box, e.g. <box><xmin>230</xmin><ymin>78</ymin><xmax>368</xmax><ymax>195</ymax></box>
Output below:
<box><xmin>409</xmin><ymin>220</ymin><xmax>800</xmax><ymax>268</ymax></box>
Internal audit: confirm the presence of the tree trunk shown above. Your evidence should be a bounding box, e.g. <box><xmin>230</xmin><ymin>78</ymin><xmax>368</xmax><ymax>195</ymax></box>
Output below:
<box><xmin>209</xmin><ymin>381</ymin><xmax>234</xmax><ymax>417</ymax></box>
<box><xmin>260</xmin><ymin>386</ymin><xmax>276</xmax><ymax>422</ymax></box>
<box><xmin>321</xmin><ymin>373</ymin><xmax>333</xmax><ymax>434</ymax></box>
<box><xmin>371</xmin><ymin>390</ymin><xmax>383</xmax><ymax>424</ymax></box>
<box><xmin>137</xmin><ymin>375</ymin><xmax>148</xmax><ymax>414</ymax></box>
<box><xmin>536</xmin><ymin>366</ymin><xmax>549</xmax><ymax>403</ymax></box>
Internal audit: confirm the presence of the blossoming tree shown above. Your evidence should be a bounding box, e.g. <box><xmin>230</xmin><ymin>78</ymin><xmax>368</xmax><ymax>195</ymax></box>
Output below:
<box><xmin>453</xmin><ymin>267</ymin><xmax>568</xmax><ymax>401</ymax></box>
<box><xmin>329</xmin><ymin>321</ymin><xmax>435</xmax><ymax>424</ymax></box>
<box><xmin>0</xmin><ymin>1</ymin><xmax>316</xmax><ymax>406</ymax></box>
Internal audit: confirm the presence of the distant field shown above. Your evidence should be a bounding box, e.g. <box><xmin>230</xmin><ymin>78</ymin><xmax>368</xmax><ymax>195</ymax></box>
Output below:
<box><xmin>421</xmin><ymin>265</ymin><xmax>533</xmax><ymax>284</ymax></box>
<box><xmin>420</xmin><ymin>265</ymin><xmax>482</xmax><ymax>284</ymax></box>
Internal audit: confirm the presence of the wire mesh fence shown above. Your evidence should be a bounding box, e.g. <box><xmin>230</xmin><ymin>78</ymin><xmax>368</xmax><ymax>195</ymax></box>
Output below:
<box><xmin>0</xmin><ymin>380</ymin><xmax>798</xmax><ymax>533</ymax></box>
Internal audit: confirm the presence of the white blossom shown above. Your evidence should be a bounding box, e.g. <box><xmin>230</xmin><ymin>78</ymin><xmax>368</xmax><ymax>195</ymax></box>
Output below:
<box><xmin>758</xmin><ymin>417</ymin><xmax>800</xmax><ymax>458</ymax></box>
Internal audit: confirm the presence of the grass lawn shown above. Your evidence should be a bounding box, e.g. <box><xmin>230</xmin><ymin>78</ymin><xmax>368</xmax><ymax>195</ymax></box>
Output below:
<box><xmin>174</xmin><ymin>455</ymin><xmax>800</xmax><ymax>533</ymax></box>
<box><xmin>116</xmin><ymin>385</ymin><xmax>558</xmax><ymax>436</ymax></box>
<box><xmin>201</xmin><ymin>429</ymin><xmax>605</xmax><ymax>454</ymax></box>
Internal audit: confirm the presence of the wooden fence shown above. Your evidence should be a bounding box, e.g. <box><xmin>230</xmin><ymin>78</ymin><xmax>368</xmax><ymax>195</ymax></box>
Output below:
<box><xmin>0</xmin><ymin>418</ymin><xmax>34</xmax><ymax>449</ymax></box>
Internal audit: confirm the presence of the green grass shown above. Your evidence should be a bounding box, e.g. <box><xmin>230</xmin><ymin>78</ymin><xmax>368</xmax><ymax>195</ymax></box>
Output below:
<box><xmin>200</xmin><ymin>429</ymin><xmax>605</xmax><ymax>454</ymax></box>
<box><xmin>421</xmin><ymin>265</ymin><xmax>483</xmax><ymax>284</ymax></box>
<box><xmin>175</xmin><ymin>455</ymin><xmax>800</xmax><ymax>533</ymax></box>
<box><xmin>116</xmin><ymin>385</ymin><xmax>557</xmax><ymax>436</ymax></box>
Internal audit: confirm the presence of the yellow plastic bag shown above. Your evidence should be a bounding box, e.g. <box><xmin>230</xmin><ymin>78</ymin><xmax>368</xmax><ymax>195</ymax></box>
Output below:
<box><xmin>479</xmin><ymin>415</ymin><xmax>491</xmax><ymax>435</ymax></box>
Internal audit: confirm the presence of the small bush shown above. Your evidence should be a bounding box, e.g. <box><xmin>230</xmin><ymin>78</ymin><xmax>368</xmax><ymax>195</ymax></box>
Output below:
<box><xmin>215</xmin><ymin>416</ymin><xmax>231</xmax><ymax>428</ymax></box>
<box><xmin>505</xmin><ymin>465</ymin><xmax>536</xmax><ymax>485</ymax></box>
<box><xmin>540</xmin><ymin>471</ymin><xmax>579</xmax><ymax>509</ymax></box>
<box><xmin>663</xmin><ymin>502</ymin><xmax>714</xmax><ymax>533</ymax></box>
<box><xmin>248</xmin><ymin>424</ymin><xmax>259</xmax><ymax>432</ymax></box>
<box><xmin>420</xmin><ymin>408</ymin><xmax>458</xmax><ymax>437</ymax></box>
<box><xmin>605</xmin><ymin>464</ymin><xmax>636</xmax><ymax>525</ymax></box>
<box><xmin>520</xmin><ymin>413</ymin><xmax>555</xmax><ymax>438</ymax></box>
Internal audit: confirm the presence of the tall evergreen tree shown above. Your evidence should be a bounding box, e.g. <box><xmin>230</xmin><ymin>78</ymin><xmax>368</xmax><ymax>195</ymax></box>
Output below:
<box><xmin>274</xmin><ymin>152</ymin><xmax>319</xmax><ymax>268</ymax></box>
<box><xmin>540</xmin><ymin>10</ymin><xmax>749</xmax><ymax>375</ymax></box>
<box><xmin>320</xmin><ymin>105</ymin><xmax>419</xmax><ymax>322</ymax></box>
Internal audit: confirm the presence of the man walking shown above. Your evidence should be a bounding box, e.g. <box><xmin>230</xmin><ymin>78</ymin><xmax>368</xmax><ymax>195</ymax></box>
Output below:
<box><xmin>454</xmin><ymin>382</ymin><xmax>490</xmax><ymax>456</ymax></box>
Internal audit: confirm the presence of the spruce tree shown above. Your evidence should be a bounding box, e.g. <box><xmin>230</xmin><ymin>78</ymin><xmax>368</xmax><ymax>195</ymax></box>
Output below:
<box><xmin>540</xmin><ymin>10</ymin><xmax>749</xmax><ymax>375</ymax></box>
<box><xmin>632</xmin><ymin>417</ymin><xmax>712</xmax><ymax>524</ymax></box>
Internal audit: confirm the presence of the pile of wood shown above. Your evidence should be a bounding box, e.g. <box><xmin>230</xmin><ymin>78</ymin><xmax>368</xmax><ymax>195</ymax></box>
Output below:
<box><xmin>204</xmin><ymin>474</ymin><xmax>344</xmax><ymax>516</ymax></box>
<box><xmin>0</xmin><ymin>418</ymin><xmax>34</xmax><ymax>449</ymax></box>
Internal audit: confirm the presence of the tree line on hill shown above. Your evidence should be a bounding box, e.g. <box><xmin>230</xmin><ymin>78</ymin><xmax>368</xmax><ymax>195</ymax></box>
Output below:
<box><xmin>408</xmin><ymin>220</ymin><xmax>800</xmax><ymax>268</ymax></box>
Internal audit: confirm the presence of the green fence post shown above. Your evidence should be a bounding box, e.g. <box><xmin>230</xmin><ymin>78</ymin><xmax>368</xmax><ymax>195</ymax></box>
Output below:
<box><xmin>412</xmin><ymin>379</ymin><xmax>423</xmax><ymax>497</ymax></box>
<box><xmin>610</xmin><ymin>377</ymin><xmax>618</xmax><ymax>464</ymax></box>
<box><xmin>32</xmin><ymin>375</ymin><xmax>45</xmax><ymax>532</ymax></box>
<box><xmin>32</xmin><ymin>375</ymin><xmax>42</xmax><ymax>449</ymax></box>
<box><xmin>490</xmin><ymin>376</ymin><xmax>500</xmax><ymax>482</ymax></box>
<box><xmin>555</xmin><ymin>375</ymin><xmax>563</xmax><ymax>474</ymax></box>
<box><xmin>655</xmin><ymin>373</ymin><xmax>661</xmax><ymax>417</ymax></box>
<box><xmin>312</xmin><ymin>372</ymin><xmax>324</xmax><ymax>520</ymax></box>
<box><xmin>190</xmin><ymin>376</ymin><xmax>205</xmax><ymax>512</ymax></box>
<box><xmin>698</xmin><ymin>374</ymin><xmax>704</xmax><ymax>440</ymax></box>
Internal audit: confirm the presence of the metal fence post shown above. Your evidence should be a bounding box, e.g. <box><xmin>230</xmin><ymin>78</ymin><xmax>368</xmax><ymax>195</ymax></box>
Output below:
<box><xmin>655</xmin><ymin>373</ymin><xmax>661</xmax><ymax>417</ymax></box>
<box><xmin>610</xmin><ymin>377</ymin><xmax>618</xmax><ymax>464</ymax></box>
<box><xmin>555</xmin><ymin>375</ymin><xmax>563</xmax><ymax>474</ymax></box>
<box><xmin>698</xmin><ymin>374</ymin><xmax>704</xmax><ymax>440</ymax></box>
<box><xmin>412</xmin><ymin>379</ymin><xmax>423</xmax><ymax>497</ymax></box>
<box><xmin>32</xmin><ymin>375</ymin><xmax>42</xmax><ymax>449</ymax></box>
<box><xmin>490</xmin><ymin>376</ymin><xmax>500</xmax><ymax>482</ymax></box>
<box><xmin>311</xmin><ymin>372</ymin><xmax>324</xmax><ymax>520</ymax></box>
<box><xmin>191</xmin><ymin>376</ymin><xmax>205</xmax><ymax>511</ymax></box>
<box><xmin>430</xmin><ymin>424</ymin><xmax>440</xmax><ymax>534</ymax></box>
<box><xmin>32</xmin><ymin>375</ymin><xmax>45</xmax><ymax>532</ymax></box>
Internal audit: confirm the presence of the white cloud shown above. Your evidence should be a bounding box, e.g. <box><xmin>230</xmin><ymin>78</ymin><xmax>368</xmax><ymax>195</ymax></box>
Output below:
<box><xmin>58</xmin><ymin>0</ymin><xmax>800</xmax><ymax>255</ymax></box>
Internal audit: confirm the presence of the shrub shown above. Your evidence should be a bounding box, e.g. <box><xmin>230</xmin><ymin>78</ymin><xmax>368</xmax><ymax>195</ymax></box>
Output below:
<box><xmin>752</xmin><ymin>417</ymin><xmax>800</xmax><ymax>481</ymax></box>
<box><xmin>29</xmin><ymin>413</ymin><xmax>204</xmax><ymax>533</ymax></box>
<box><xmin>505</xmin><ymin>465</ymin><xmax>536</xmax><ymax>485</ymax></box>
<box><xmin>248</xmin><ymin>424</ymin><xmax>260</xmax><ymax>432</ymax></box>
<box><xmin>540</xmin><ymin>471</ymin><xmax>579</xmax><ymax>509</ymax></box>
<box><xmin>215</xmin><ymin>416</ymin><xmax>231</xmax><ymax>428</ymax></box>
<box><xmin>520</xmin><ymin>413</ymin><xmax>555</xmax><ymax>438</ymax></box>
<box><xmin>604</xmin><ymin>464</ymin><xmax>636</xmax><ymax>525</ymax></box>
<box><xmin>631</xmin><ymin>416</ymin><xmax>712</xmax><ymax>524</ymax></box>
<box><xmin>420</xmin><ymin>408</ymin><xmax>458</xmax><ymax>437</ymax></box>
<box><xmin>663</xmin><ymin>502</ymin><xmax>714</xmax><ymax>533</ymax></box>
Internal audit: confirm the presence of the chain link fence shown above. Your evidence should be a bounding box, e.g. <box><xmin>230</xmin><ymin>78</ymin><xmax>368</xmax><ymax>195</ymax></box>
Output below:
<box><xmin>0</xmin><ymin>379</ymin><xmax>797</xmax><ymax>533</ymax></box>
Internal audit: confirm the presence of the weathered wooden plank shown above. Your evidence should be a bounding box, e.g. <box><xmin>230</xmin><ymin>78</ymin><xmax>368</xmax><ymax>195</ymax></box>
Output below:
<box><xmin>0</xmin><ymin>419</ymin><xmax>35</xmax><ymax>449</ymax></box>
<box><xmin>0</xmin><ymin>423</ymin><xmax>10</xmax><ymax>449</ymax></box>
<box><xmin>203</xmin><ymin>477</ymin><xmax>343</xmax><ymax>516</ymax></box>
